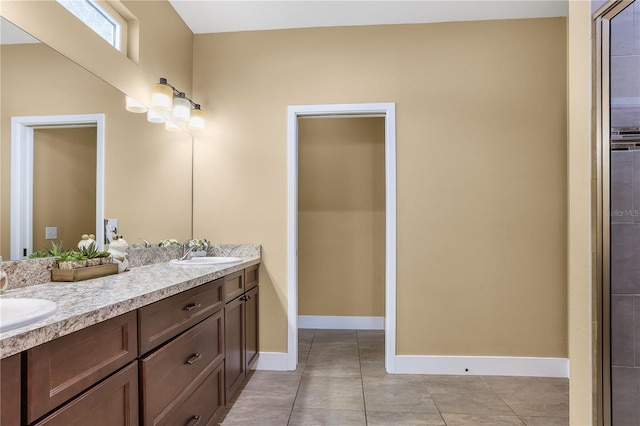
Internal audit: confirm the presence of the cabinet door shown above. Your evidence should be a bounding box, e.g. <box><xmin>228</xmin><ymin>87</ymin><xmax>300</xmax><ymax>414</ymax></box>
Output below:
<box><xmin>27</xmin><ymin>311</ymin><xmax>138</xmax><ymax>423</ymax></box>
<box><xmin>33</xmin><ymin>362</ymin><xmax>138</xmax><ymax>426</ymax></box>
<box><xmin>224</xmin><ymin>296</ymin><xmax>246</xmax><ymax>403</ymax></box>
<box><xmin>245</xmin><ymin>286</ymin><xmax>259</xmax><ymax>371</ymax></box>
<box><xmin>0</xmin><ymin>353</ymin><xmax>21</xmax><ymax>426</ymax></box>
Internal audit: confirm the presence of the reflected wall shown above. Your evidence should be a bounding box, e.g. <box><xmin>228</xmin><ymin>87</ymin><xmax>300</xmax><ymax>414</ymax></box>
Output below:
<box><xmin>1</xmin><ymin>42</ymin><xmax>193</xmax><ymax>259</ymax></box>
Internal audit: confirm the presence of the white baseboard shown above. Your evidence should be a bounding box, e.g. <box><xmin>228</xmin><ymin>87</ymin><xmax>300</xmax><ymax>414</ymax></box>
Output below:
<box><xmin>254</xmin><ymin>352</ymin><xmax>289</xmax><ymax>371</ymax></box>
<box><xmin>257</xmin><ymin>351</ymin><xmax>568</xmax><ymax>378</ymax></box>
<box><xmin>394</xmin><ymin>355</ymin><xmax>569</xmax><ymax>378</ymax></box>
<box><xmin>298</xmin><ymin>315</ymin><xmax>384</xmax><ymax>330</ymax></box>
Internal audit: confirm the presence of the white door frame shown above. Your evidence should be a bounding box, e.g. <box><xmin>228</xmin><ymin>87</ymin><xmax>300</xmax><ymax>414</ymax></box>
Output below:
<box><xmin>10</xmin><ymin>114</ymin><xmax>105</xmax><ymax>259</ymax></box>
<box><xmin>287</xmin><ymin>103</ymin><xmax>397</xmax><ymax>372</ymax></box>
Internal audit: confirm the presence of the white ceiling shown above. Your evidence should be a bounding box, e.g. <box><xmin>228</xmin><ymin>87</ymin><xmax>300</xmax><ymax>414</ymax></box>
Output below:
<box><xmin>0</xmin><ymin>1</ymin><xmax>569</xmax><ymax>45</ymax></box>
<box><xmin>168</xmin><ymin>0</ymin><xmax>568</xmax><ymax>34</ymax></box>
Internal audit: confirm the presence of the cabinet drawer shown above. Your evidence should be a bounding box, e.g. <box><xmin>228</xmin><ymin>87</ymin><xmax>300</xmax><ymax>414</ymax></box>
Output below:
<box><xmin>244</xmin><ymin>264</ymin><xmax>259</xmax><ymax>292</ymax></box>
<box><xmin>27</xmin><ymin>311</ymin><xmax>137</xmax><ymax>423</ymax></box>
<box><xmin>223</xmin><ymin>270</ymin><xmax>245</xmax><ymax>302</ymax></box>
<box><xmin>1</xmin><ymin>353</ymin><xmax>21</xmax><ymax>426</ymax></box>
<box><xmin>158</xmin><ymin>362</ymin><xmax>224</xmax><ymax>426</ymax></box>
<box><xmin>138</xmin><ymin>279</ymin><xmax>224</xmax><ymax>354</ymax></box>
<box><xmin>140</xmin><ymin>310</ymin><xmax>224</xmax><ymax>426</ymax></box>
<box><xmin>33</xmin><ymin>362</ymin><xmax>138</xmax><ymax>426</ymax></box>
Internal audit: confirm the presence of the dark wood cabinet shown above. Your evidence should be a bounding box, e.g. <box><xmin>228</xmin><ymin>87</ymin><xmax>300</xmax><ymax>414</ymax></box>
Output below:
<box><xmin>1</xmin><ymin>353</ymin><xmax>22</xmax><ymax>426</ymax></box>
<box><xmin>138</xmin><ymin>278</ymin><xmax>224</xmax><ymax>355</ymax></box>
<box><xmin>223</xmin><ymin>270</ymin><xmax>244</xmax><ymax>302</ymax></box>
<box><xmin>32</xmin><ymin>362</ymin><xmax>138</xmax><ymax>426</ymax></box>
<box><xmin>4</xmin><ymin>264</ymin><xmax>259</xmax><ymax>425</ymax></box>
<box><xmin>27</xmin><ymin>311</ymin><xmax>138</xmax><ymax>424</ymax></box>
<box><xmin>158</xmin><ymin>362</ymin><xmax>224</xmax><ymax>426</ymax></box>
<box><xmin>140</xmin><ymin>310</ymin><xmax>224</xmax><ymax>426</ymax></box>
<box><xmin>223</xmin><ymin>264</ymin><xmax>260</xmax><ymax>405</ymax></box>
<box><xmin>224</xmin><ymin>294</ymin><xmax>246</xmax><ymax>402</ymax></box>
<box><xmin>245</xmin><ymin>285</ymin><xmax>259</xmax><ymax>371</ymax></box>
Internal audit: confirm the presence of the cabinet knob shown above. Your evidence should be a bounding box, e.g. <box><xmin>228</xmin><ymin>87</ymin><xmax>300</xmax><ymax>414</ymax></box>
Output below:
<box><xmin>186</xmin><ymin>353</ymin><xmax>202</xmax><ymax>365</ymax></box>
<box><xmin>240</xmin><ymin>295</ymin><xmax>248</xmax><ymax>301</ymax></box>
<box><xmin>187</xmin><ymin>415</ymin><xmax>201</xmax><ymax>426</ymax></box>
<box><xmin>184</xmin><ymin>302</ymin><xmax>202</xmax><ymax>311</ymax></box>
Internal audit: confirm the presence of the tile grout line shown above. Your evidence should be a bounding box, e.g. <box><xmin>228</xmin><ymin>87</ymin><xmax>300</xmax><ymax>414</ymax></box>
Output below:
<box><xmin>422</xmin><ymin>375</ymin><xmax>449</xmax><ymax>425</ymax></box>
<box><xmin>480</xmin><ymin>376</ymin><xmax>528</xmax><ymax>425</ymax></box>
<box><xmin>287</xmin><ymin>329</ymin><xmax>315</xmax><ymax>425</ymax></box>
<box><xmin>356</xmin><ymin>330</ymin><xmax>369</xmax><ymax>426</ymax></box>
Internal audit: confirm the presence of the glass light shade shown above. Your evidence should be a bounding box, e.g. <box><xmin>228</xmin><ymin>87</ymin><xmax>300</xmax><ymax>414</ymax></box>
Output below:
<box><xmin>172</xmin><ymin>94</ymin><xmax>191</xmax><ymax>122</ymax></box>
<box><xmin>125</xmin><ymin>95</ymin><xmax>147</xmax><ymax>113</ymax></box>
<box><xmin>165</xmin><ymin>120</ymin><xmax>180</xmax><ymax>131</ymax></box>
<box><xmin>151</xmin><ymin>82</ymin><xmax>173</xmax><ymax>111</ymax></box>
<box><xmin>189</xmin><ymin>107</ymin><xmax>205</xmax><ymax>129</ymax></box>
<box><xmin>146</xmin><ymin>109</ymin><xmax>165</xmax><ymax>123</ymax></box>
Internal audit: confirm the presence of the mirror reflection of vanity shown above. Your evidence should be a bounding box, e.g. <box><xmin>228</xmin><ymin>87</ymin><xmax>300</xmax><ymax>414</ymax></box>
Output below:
<box><xmin>0</xmin><ymin>18</ymin><xmax>193</xmax><ymax>261</ymax></box>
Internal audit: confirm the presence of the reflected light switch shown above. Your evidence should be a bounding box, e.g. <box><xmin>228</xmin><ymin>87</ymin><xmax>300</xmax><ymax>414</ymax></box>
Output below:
<box><xmin>45</xmin><ymin>227</ymin><xmax>57</xmax><ymax>240</ymax></box>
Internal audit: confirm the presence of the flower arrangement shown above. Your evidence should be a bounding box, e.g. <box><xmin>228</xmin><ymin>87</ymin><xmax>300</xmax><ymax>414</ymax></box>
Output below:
<box><xmin>186</xmin><ymin>238</ymin><xmax>212</xmax><ymax>252</ymax></box>
<box><xmin>159</xmin><ymin>239</ymin><xmax>181</xmax><ymax>247</ymax></box>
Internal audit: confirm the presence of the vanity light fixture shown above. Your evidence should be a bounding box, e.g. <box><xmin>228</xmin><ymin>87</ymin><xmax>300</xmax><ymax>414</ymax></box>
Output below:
<box><xmin>189</xmin><ymin>105</ymin><xmax>205</xmax><ymax>130</ymax></box>
<box><xmin>146</xmin><ymin>109</ymin><xmax>165</xmax><ymax>123</ymax></box>
<box><xmin>172</xmin><ymin>92</ymin><xmax>190</xmax><ymax>122</ymax></box>
<box><xmin>151</xmin><ymin>78</ymin><xmax>173</xmax><ymax>111</ymax></box>
<box><xmin>125</xmin><ymin>96</ymin><xmax>147</xmax><ymax>113</ymax></box>
<box><xmin>147</xmin><ymin>77</ymin><xmax>205</xmax><ymax>129</ymax></box>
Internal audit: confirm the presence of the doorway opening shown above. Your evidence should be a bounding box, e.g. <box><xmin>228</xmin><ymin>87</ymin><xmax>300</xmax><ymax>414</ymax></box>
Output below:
<box><xmin>10</xmin><ymin>114</ymin><xmax>105</xmax><ymax>259</ymax></box>
<box><xmin>287</xmin><ymin>103</ymin><xmax>397</xmax><ymax>372</ymax></box>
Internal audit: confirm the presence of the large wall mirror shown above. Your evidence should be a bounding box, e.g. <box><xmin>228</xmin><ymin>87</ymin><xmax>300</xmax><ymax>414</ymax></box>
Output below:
<box><xmin>1</xmin><ymin>17</ymin><xmax>193</xmax><ymax>260</ymax></box>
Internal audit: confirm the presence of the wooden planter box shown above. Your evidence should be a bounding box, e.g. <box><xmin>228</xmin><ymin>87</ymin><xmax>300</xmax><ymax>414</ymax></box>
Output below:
<box><xmin>52</xmin><ymin>263</ymin><xmax>118</xmax><ymax>282</ymax></box>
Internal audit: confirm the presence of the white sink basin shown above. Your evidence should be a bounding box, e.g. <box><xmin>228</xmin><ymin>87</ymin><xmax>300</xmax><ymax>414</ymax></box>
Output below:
<box><xmin>0</xmin><ymin>298</ymin><xmax>58</xmax><ymax>333</ymax></box>
<box><xmin>169</xmin><ymin>257</ymin><xmax>244</xmax><ymax>266</ymax></box>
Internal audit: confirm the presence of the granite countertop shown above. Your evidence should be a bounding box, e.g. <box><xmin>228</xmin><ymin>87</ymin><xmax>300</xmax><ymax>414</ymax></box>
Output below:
<box><xmin>0</xmin><ymin>252</ymin><xmax>261</xmax><ymax>359</ymax></box>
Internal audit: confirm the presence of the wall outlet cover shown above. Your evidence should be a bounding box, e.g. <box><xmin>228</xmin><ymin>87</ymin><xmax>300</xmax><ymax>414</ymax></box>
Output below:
<box><xmin>45</xmin><ymin>227</ymin><xmax>57</xmax><ymax>240</ymax></box>
<box><xmin>104</xmin><ymin>219</ymin><xmax>118</xmax><ymax>244</ymax></box>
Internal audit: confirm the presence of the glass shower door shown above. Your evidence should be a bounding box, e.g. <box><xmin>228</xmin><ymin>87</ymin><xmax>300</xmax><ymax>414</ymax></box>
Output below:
<box><xmin>608</xmin><ymin>1</ymin><xmax>640</xmax><ymax>424</ymax></box>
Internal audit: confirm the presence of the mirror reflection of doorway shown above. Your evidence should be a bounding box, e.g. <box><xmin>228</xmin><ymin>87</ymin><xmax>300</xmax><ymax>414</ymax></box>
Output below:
<box><xmin>32</xmin><ymin>126</ymin><xmax>97</xmax><ymax>253</ymax></box>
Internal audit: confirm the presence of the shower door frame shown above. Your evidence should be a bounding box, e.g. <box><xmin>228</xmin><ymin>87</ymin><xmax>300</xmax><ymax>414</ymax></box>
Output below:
<box><xmin>594</xmin><ymin>1</ymin><xmax>637</xmax><ymax>424</ymax></box>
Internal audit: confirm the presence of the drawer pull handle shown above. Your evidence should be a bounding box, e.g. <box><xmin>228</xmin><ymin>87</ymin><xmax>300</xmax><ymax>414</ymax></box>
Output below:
<box><xmin>187</xmin><ymin>415</ymin><xmax>201</xmax><ymax>426</ymax></box>
<box><xmin>184</xmin><ymin>303</ymin><xmax>202</xmax><ymax>311</ymax></box>
<box><xmin>186</xmin><ymin>353</ymin><xmax>202</xmax><ymax>365</ymax></box>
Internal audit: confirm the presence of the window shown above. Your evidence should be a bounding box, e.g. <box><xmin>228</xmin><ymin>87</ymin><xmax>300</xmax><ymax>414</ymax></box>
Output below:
<box><xmin>57</xmin><ymin>0</ymin><xmax>127</xmax><ymax>51</ymax></box>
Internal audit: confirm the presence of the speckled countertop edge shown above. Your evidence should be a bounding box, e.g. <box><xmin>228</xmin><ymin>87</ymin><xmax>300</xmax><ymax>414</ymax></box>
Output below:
<box><xmin>0</xmin><ymin>254</ymin><xmax>261</xmax><ymax>359</ymax></box>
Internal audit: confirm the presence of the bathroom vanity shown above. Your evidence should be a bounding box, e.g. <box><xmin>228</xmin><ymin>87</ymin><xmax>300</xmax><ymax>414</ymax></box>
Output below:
<box><xmin>0</xmin><ymin>246</ymin><xmax>260</xmax><ymax>426</ymax></box>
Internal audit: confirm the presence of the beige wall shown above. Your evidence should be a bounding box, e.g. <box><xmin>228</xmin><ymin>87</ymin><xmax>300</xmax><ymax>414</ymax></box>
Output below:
<box><xmin>0</xmin><ymin>0</ymin><xmax>193</xmax><ymax>109</ymax></box>
<box><xmin>193</xmin><ymin>18</ymin><xmax>568</xmax><ymax>356</ymax></box>
<box><xmin>568</xmin><ymin>1</ymin><xmax>595</xmax><ymax>423</ymax></box>
<box><xmin>298</xmin><ymin>117</ymin><xmax>385</xmax><ymax>317</ymax></box>
<box><xmin>33</xmin><ymin>128</ymin><xmax>97</xmax><ymax>252</ymax></box>
<box><xmin>1</xmin><ymin>43</ymin><xmax>192</xmax><ymax>259</ymax></box>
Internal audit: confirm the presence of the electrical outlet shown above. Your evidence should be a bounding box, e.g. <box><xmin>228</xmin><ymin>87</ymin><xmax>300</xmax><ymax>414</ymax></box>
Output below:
<box><xmin>45</xmin><ymin>227</ymin><xmax>57</xmax><ymax>240</ymax></box>
<box><xmin>104</xmin><ymin>219</ymin><xmax>118</xmax><ymax>244</ymax></box>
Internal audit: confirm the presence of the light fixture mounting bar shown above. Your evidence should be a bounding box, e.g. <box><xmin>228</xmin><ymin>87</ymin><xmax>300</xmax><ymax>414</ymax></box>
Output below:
<box><xmin>159</xmin><ymin>77</ymin><xmax>200</xmax><ymax>108</ymax></box>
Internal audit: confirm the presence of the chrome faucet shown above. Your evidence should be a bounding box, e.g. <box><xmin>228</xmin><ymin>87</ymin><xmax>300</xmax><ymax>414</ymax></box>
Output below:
<box><xmin>180</xmin><ymin>241</ymin><xmax>202</xmax><ymax>261</ymax></box>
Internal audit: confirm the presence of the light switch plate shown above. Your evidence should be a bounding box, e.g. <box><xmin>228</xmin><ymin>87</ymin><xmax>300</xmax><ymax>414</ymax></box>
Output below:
<box><xmin>45</xmin><ymin>227</ymin><xmax>57</xmax><ymax>240</ymax></box>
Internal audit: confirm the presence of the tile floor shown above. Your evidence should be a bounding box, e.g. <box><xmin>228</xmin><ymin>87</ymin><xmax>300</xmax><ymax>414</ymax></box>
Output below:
<box><xmin>218</xmin><ymin>329</ymin><xmax>569</xmax><ymax>425</ymax></box>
